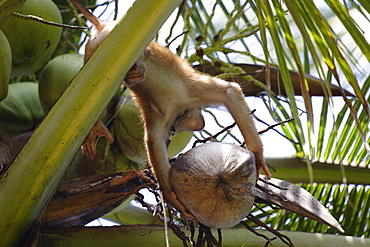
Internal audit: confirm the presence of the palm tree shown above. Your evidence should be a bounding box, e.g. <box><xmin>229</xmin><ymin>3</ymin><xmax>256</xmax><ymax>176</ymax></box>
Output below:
<box><xmin>0</xmin><ymin>0</ymin><xmax>368</xmax><ymax>246</ymax></box>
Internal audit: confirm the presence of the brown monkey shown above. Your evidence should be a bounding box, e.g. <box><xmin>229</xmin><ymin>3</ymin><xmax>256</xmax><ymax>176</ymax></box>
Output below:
<box><xmin>125</xmin><ymin>44</ymin><xmax>270</xmax><ymax>217</ymax></box>
<box><xmin>71</xmin><ymin>0</ymin><xmax>271</xmax><ymax>219</ymax></box>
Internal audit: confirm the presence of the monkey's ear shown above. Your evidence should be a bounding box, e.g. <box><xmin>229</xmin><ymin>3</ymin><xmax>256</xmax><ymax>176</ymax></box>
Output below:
<box><xmin>141</xmin><ymin>47</ymin><xmax>152</xmax><ymax>60</ymax></box>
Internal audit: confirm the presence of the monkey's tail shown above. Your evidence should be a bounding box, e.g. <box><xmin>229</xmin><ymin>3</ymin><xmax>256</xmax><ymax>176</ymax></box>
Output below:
<box><xmin>69</xmin><ymin>0</ymin><xmax>103</xmax><ymax>29</ymax></box>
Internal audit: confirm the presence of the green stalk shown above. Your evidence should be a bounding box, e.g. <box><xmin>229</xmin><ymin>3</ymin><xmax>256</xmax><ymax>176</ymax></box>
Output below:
<box><xmin>37</xmin><ymin>226</ymin><xmax>370</xmax><ymax>247</ymax></box>
<box><xmin>0</xmin><ymin>0</ymin><xmax>181</xmax><ymax>246</ymax></box>
<box><xmin>266</xmin><ymin>157</ymin><xmax>370</xmax><ymax>185</ymax></box>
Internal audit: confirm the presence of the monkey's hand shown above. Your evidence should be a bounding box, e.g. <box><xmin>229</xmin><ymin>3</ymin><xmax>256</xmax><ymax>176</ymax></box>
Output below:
<box><xmin>124</xmin><ymin>62</ymin><xmax>146</xmax><ymax>87</ymax></box>
<box><xmin>82</xmin><ymin>119</ymin><xmax>114</xmax><ymax>159</ymax></box>
<box><xmin>168</xmin><ymin>191</ymin><xmax>198</xmax><ymax>222</ymax></box>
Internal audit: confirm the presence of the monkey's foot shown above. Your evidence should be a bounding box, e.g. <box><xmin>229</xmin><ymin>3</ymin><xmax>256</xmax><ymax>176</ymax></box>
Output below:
<box><xmin>124</xmin><ymin>62</ymin><xmax>146</xmax><ymax>87</ymax></box>
<box><xmin>82</xmin><ymin>120</ymin><xmax>114</xmax><ymax>159</ymax></box>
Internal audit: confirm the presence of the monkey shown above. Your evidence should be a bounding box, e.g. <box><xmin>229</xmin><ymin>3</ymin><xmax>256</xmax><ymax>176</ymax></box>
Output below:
<box><xmin>70</xmin><ymin>0</ymin><xmax>271</xmax><ymax>219</ymax></box>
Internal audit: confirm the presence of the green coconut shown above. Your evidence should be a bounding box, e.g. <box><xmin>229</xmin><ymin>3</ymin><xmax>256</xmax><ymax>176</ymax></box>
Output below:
<box><xmin>0</xmin><ymin>82</ymin><xmax>44</xmax><ymax>136</ymax></box>
<box><xmin>0</xmin><ymin>29</ymin><xmax>11</xmax><ymax>101</ymax></box>
<box><xmin>0</xmin><ymin>0</ymin><xmax>62</xmax><ymax>76</ymax></box>
<box><xmin>38</xmin><ymin>53</ymin><xmax>84</xmax><ymax>113</ymax></box>
<box><xmin>0</xmin><ymin>0</ymin><xmax>26</xmax><ymax>20</ymax></box>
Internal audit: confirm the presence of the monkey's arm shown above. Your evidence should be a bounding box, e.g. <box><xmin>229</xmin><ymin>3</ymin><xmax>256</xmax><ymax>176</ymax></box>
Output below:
<box><xmin>224</xmin><ymin>83</ymin><xmax>271</xmax><ymax>179</ymax></box>
<box><xmin>125</xmin><ymin>63</ymin><xmax>196</xmax><ymax>219</ymax></box>
<box><xmin>142</xmin><ymin>105</ymin><xmax>196</xmax><ymax>220</ymax></box>
<box><xmin>192</xmin><ymin>75</ymin><xmax>271</xmax><ymax>179</ymax></box>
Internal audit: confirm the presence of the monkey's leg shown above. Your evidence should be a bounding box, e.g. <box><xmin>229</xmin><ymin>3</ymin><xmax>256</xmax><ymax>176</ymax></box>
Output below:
<box><xmin>82</xmin><ymin>119</ymin><xmax>113</xmax><ymax>159</ymax></box>
<box><xmin>81</xmin><ymin>63</ymin><xmax>146</xmax><ymax>159</ymax></box>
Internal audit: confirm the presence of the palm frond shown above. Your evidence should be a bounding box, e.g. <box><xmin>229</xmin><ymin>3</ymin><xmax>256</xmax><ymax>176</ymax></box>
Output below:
<box><xmin>321</xmin><ymin>75</ymin><xmax>369</xmax><ymax>167</ymax></box>
<box><xmin>250</xmin><ymin>183</ymin><xmax>370</xmax><ymax>237</ymax></box>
